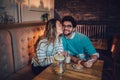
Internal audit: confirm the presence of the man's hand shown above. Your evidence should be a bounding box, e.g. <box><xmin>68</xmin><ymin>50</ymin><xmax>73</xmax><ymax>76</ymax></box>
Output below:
<box><xmin>91</xmin><ymin>55</ymin><xmax>98</xmax><ymax>63</ymax></box>
<box><xmin>71</xmin><ymin>56</ymin><xmax>79</xmax><ymax>63</ymax></box>
<box><xmin>81</xmin><ymin>55</ymin><xmax>98</xmax><ymax>68</ymax></box>
<box><xmin>82</xmin><ymin>61</ymin><xmax>93</xmax><ymax>68</ymax></box>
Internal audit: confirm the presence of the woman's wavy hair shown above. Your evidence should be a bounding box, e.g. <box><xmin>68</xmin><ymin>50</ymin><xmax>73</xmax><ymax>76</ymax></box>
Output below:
<box><xmin>44</xmin><ymin>18</ymin><xmax>61</xmax><ymax>44</ymax></box>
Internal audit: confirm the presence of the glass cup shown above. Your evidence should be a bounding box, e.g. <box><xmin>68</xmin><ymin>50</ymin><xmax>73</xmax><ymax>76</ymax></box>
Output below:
<box><xmin>65</xmin><ymin>51</ymin><xmax>71</xmax><ymax>64</ymax></box>
<box><xmin>65</xmin><ymin>56</ymin><xmax>71</xmax><ymax>64</ymax></box>
<box><xmin>54</xmin><ymin>55</ymin><xmax>65</xmax><ymax>74</ymax></box>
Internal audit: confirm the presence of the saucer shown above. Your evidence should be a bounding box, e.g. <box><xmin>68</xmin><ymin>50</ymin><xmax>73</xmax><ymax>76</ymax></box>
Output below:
<box><xmin>72</xmin><ymin>64</ymin><xmax>83</xmax><ymax>70</ymax></box>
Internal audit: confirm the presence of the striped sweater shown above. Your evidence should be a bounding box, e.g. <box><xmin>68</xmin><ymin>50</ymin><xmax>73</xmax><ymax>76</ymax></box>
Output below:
<box><xmin>32</xmin><ymin>37</ymin><xmax>63</xmax><ymax>67</ymax></box>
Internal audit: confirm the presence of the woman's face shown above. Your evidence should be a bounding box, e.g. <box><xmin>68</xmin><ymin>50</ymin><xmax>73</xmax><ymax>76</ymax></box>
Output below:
<box><xmin>56</xmin><ymin>20</ymin><xmax>63</xmax><ymax>36</ymax></box>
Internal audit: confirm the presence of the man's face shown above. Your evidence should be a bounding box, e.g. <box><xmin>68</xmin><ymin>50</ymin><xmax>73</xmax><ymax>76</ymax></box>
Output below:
<box><xmin>62</xmin><ymin>21</ymin><xmax>75</xmax><ymax>38</ymax></box>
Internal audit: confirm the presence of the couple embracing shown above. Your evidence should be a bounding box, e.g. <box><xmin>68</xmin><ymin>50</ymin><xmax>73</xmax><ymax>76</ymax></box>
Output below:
<box><xmin>31</xmin><ymin>16</ymin><xmax>99</xmax><ymax>75</ymax></box>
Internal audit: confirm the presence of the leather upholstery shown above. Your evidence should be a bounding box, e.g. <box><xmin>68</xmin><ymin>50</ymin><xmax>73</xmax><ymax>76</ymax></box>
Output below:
<box><xmin>9</xmin><ymin>26</ymin><xmax>45</xmax><ymax>72</ymax></box>
<box><xmin>0</xmin><ymin>30</ymin><xmax>14</xmax><ymax>80</ymax></box>
<box><xmin>0</xmin><ymin>25</ymin><xmax>45</xmax><ymax>80</ymax></box>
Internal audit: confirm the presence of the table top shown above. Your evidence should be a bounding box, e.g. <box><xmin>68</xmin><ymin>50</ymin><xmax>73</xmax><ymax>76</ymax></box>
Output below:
<box><xmin>33</xmin><ymin>60</ymin><xmax>104</xmax><ymax>80</ymax></box>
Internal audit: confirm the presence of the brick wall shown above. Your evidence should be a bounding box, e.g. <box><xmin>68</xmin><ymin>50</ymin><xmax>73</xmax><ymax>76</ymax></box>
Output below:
<box><xmin>54</xmin><ymin>0</ymin><xmax>120</xmax><ymax>21</ymax></box>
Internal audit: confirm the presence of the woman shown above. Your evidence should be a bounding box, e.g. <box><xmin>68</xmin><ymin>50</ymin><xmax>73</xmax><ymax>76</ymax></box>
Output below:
<box><xmin>31</xmin><ymin>18</ymin><xmax>64</xmax><ymax>75</ymax></box>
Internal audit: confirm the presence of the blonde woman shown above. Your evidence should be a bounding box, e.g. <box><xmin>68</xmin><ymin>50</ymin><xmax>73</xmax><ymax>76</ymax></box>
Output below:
<box><xmin>31</xmin><ymin>18</ymin><xmax>64</xmax><ymax>75</ymax></box>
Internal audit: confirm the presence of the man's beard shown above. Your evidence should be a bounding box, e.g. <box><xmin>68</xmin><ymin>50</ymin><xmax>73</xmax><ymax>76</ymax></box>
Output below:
<box><xmin>63</xmin><ymin>30</ymin><xmax>73</xmax><ymax>37</ymax></box>
<box><xmin>64</xmin><ymin>33</ymin><xmax>72</xmax><ymax>37</ymax></box>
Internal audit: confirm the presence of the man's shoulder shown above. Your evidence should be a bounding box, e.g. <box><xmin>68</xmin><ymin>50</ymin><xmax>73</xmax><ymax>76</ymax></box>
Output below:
<box><xmin>75</xmin><ymin>32</ymin><xmax>88</xmax><ymax>38</ymax></box>
<box><xmin>61</xmin><ymin>35</ymin><xmax>66</xmax><ymax>39</ymax></box>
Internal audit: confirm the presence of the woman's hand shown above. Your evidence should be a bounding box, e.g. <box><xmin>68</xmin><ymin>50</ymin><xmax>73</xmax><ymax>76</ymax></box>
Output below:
<box><xmin>60</xmin><ymin>51</ymin><xmax>67</xmax><ymax>56</ymax></box>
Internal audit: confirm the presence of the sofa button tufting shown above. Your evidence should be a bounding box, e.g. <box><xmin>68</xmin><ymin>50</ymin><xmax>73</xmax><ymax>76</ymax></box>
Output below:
<box><xmin>28</xmin><ymin>45</ymin><xmax>31</xmax><ymax>48</ymax></box>
<box><xmin>33</xmin><ymin>36</ymin><xmax>35</xmax><ymax>39</ymax></box>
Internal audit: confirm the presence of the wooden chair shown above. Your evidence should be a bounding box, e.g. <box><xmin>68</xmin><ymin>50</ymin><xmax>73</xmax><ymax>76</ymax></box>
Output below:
<box><xmin>111</xmin><ymin>35</ymin><xmax>120</xmax><ymax>80</ymax></box>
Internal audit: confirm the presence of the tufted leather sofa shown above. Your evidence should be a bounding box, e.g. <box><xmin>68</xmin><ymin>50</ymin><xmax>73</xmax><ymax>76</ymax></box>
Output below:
<box><xmin>0</xmin><ymin>22</ymin><xmax>45</xmax><ymax>80</ymax></box>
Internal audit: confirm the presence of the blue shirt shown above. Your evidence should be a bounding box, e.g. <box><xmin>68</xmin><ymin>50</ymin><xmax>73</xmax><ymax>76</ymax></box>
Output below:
<box><xmin>62</xmin><ymin>32</ymin><xmax>97</xmax><ymax>59</ymax></box>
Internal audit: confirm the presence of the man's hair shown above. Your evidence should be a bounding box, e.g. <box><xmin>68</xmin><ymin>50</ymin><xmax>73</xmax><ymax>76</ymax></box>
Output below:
<box><xmin>62</xmin><ymin>16</ymin><xmax>76</xmax><ymax>28</ymax></box>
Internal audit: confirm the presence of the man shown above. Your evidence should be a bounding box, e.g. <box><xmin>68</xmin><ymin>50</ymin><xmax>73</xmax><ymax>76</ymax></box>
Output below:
<box><xmin>62</xmin><ymin>16</ymin><xmax>99</xmax><ymax>68</ymax></box>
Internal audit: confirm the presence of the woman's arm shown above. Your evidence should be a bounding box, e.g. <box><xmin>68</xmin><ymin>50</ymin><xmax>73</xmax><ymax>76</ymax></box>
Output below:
<box><xmin>36</xmin><ymin>40</ymin><xmax>54</xmax><ymax>67</ymax></box>
<box><xmin>36</xmin><ymin>48</ymin><xmax>54</xmax><ymax>66</ymax></box>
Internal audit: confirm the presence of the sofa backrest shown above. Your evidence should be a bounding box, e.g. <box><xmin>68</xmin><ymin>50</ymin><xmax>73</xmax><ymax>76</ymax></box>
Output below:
<box><xmin>8</xmin><ymin>25</ymin><xmax>45</xmax><ymax>72</ymax></box>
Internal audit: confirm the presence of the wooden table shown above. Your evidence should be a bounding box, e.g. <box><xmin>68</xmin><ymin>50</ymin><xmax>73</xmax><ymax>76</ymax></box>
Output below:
<box><xmin>33</xmin><ymin>60</ymin><xmax>104</xmax><ymax>80</ymax></box>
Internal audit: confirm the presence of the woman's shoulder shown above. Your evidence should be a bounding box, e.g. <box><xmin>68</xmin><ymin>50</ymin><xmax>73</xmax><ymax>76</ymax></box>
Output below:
<box><xmin>36</xmin><ymin>38</ymin><xmax>48</xmax><ymax>49</ymax></box>
<box><xmin>37</xmin><ymin>38</ymin><xmax>47</xmax><ymax>46</ymax></box>
<box><xmin>40</xmin><ymin>38</ymin><xmax>47</xmax><ymax>42</ymax></box>
<box><xmin>37</xmin><ymin>38</ymin><xmax>47</xmax><ymax>43</ymax></box>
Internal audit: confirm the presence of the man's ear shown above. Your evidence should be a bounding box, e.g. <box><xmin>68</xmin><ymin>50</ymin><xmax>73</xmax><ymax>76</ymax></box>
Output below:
<box><xmin>73</xmin><ymin>28</ymin><xmax>76</xmax><ymax>32</ymax></box>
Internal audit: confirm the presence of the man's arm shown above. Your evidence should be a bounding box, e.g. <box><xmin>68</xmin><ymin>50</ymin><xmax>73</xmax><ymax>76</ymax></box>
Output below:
<box><xmin>70</xmin><ymin>54</ymin><xmax>99</xmax><ymax>68</ymax></box>
<box><xmin>71</xmin><ymin>56</ymin><xmax>80</xmax><ymax>63</ymax></box>
<box><xmin>81</xmin><ymin>54</ymin><xmax>98</xmax><ymax>68</ymax></box>
<box><xmin>91</xmin><ymin>54</ymin><xmax>99</xmax><ymax>62</ymax></box>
